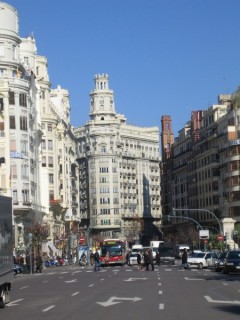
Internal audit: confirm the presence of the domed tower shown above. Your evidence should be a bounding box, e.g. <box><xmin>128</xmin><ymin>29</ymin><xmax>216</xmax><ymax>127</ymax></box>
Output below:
<box><xmin>0</xmin><ymin>3</ymin><xmax>21</xmax><ymax>68</ymax></box>
<box><xmin>89</xmin><ymin>73</ymin><xmax>116</xmax><ymax>122</ymax></box>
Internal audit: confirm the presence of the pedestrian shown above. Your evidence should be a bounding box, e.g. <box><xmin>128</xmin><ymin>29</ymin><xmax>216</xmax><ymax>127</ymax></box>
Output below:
<box><xmin>90</xmin><ymin>251</ymin><xmax>94</xmax><ymax>266</ymax></box>
<box><xmin>147</xmin><ymin>249</ymin><xmax>154</xmax><ymax>271</ymax></box>
<box><xmin>126</xmin><ymin>250</ymin><xmax>131</xmax><ymax>266</ymax></box>
<box><xmin>144</xmin><ymin>250</ymin><xmax>149</xmax><ymax>271</ymax></box>
<box><xmin>94</xmin><ymin>249</ymin><xmax>100</xmax><ymax>271</ymax></box>
<box><xmin>26</xmin><ymin>253</ymin><xmax>30</xmax><ymax>273</ymax></box>
<box><xmin>180</xmin><ymin>248</ymin><xmax>188</xmax><ymax>269</ymax></box>
<box><xmin>156</xmin><ymin>251</ymin><xmax>160</xmax><ymax>266</ymax></box>
<box><xmin>35</xmin><ymin>254</ymin><xmax>43</xmax><ymax>273</ymax></box>
<box><xmin>105</xmin><ymin>251</ymin><xmax>110</xmax><ymax>266</ymax></box>
<box><xmin>137</xmin><ymin>250</ymin><xmax>142</xmax><ymax>270</ymax></box>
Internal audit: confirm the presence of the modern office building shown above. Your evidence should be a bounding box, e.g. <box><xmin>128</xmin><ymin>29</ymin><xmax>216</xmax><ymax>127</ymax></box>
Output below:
<box><xmin>74</xmin><ymin>74</ymin><xmax>162</xmax><ymax>245</ymax></box>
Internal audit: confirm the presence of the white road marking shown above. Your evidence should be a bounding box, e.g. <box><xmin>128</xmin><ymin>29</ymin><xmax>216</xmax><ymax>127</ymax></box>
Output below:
<box><xmin>184</xmin><ymin>277</ymin><xmax>204</xmax><ymax>281</ymax></box>
<box><xmin>42</xmin><ymin>305</ymin><xmax>56</xmax><ymax>312</ymax></box>
<box><xmin>158</xmin><ymin>283</ymin><xmax>162</xmax><ymax>286</ymax></box>
<box><xmin>64</xmin><ymin>279</ymin><xmax>77</xmax><ymax>283</ymax></box>
<box><xmin>97</xmin><ymin>296</ymin><xmax>142</xmax><ymax>307</ymax></box>
<box><xmin>19</xmin><ymin>286</ymin><xmax>28</xmax><ymax>290</ymax></box>
<box><xmin>7</xmin><ymin>299</ymin><xmax>24</xmax><ymax>307</ymax></box>
<box><xmin>222</xmin><ymin>282</ymin><xmax>228</xmax><ymax>286</ymax></box>
<box><xmin>89</xmin><ymin>284</ymin><xmax>94</xmax><ymax>287</ymax></box>
<box><xmin>159</xmin><ymin>303</ymin><xmax>164</xmax><ymax>310</ymax></box>
<box><xmin>205</xmin><ymin>296</ymin><xmax>240</xmax><ymax>305</ymax></box>
<box><xmin>72</xmin><ymin>292</ymin><xmax>79</xmax><ymax>296</ymax></box>
<box><xmin>159</xmin><ymin>290</ymin><xmax>163</xmax><ymax>295</ymax></box>
<box><xmin>124</xmin><ymin>278</ymin><xmax>148</xmax><ymax>282</ymax></box>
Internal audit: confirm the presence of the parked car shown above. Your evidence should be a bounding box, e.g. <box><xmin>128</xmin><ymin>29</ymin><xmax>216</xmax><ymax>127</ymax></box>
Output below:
<box><xmin>187</xmin><ymin>251</ymin><xmax>218</xmax><ymax>269</ymax></box>
<box><xmin>215</xmin><ymin>252</ymin><xmax>227</xmax><ymax>272</ymax></box>
<box><xmin>223</xmin><ymin>250</ymin><xmax>240</xmax><ymax>274</ymax></box>
<box><xmin>14</xmin><ymin>264</ymin><xmax>23</xmax><ymax>275</ymax></box>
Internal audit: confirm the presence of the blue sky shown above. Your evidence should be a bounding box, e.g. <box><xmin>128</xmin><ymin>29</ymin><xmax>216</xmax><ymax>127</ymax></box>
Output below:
<box><xmin>7</xmin><ymin>0</ymin><xmax>240</xmax><ymax>135</ymax></box>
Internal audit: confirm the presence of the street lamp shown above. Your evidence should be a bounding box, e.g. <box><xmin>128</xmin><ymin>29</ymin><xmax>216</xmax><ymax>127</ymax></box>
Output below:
<box><xmin>166</xmin><ymin>215</ymin><xmax>203</xmax><ymax>230</ymax></box>
<box><xmin>173</xmin><ymin>208</ymin><xmax>222</xmax><ymax>234</ymax></box>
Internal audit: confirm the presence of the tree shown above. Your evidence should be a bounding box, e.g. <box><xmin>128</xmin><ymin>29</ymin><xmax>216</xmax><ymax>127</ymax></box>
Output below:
<box><xmin>232</xmin><ymin>87</ymin><xmax>240</xmax><ymax>109</ymax></box>
<box><xmin>25</xmin><ymin>223</ymin><xmax>50</xmax><ymax>254</ymax></box>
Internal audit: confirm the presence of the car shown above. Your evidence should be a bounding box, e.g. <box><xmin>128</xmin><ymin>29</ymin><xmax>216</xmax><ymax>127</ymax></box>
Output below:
<box><xmin>129</xmin><ymin>251</ymin><xmax>144</xmax><ymax>266</ymax></box>
<box><xmin>215</xmin><ymin>252</ymin><xmax>227</xmax><ymax>272</ymax></box>
<box><xmin>223</xmin><ymin>250</ymin><xmax>240</xmax><ymax>274</ymax></box>
<box><xmin>158</xmin><ymin>243</ymin><xmax>175</xmax><ymax>265</ymax></box>
<box><xmin>14</xmin><ymin>264</ymin><xmax>23</xmax><ymax>275</ymax></box>
<box><xmin>187</xmin><ymin>251</ymin><xmax>218</xmax><ymax>269</ymax></box>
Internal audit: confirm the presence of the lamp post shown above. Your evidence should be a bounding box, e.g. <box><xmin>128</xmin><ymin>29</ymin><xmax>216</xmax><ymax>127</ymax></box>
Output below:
<box><xmin>173</xmin><ymin>208</ymin><xmax>222</xmax><ymax>234</ymax></box>
<box><xmin>166</xmin><ymin>215</ymin><xmax>203</xmax><ymax>230</ymax></box>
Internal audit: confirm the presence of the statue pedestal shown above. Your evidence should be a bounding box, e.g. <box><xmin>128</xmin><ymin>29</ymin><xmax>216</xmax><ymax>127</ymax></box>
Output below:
<box><xmin>222</xmin><ymin>218</ymin><xmax>238</xmax><ymax>250</ymax></box>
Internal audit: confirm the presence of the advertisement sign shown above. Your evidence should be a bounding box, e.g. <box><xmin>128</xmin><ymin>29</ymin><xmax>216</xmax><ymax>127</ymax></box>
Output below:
<box><xmin>199</xmin><ymin>230</ymin><xmax>209</xmax><ymax>239</ymax></box>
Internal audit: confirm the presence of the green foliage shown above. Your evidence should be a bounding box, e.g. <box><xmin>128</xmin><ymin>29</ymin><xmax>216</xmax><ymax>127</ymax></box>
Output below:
<box><xmin>232</xmin><ymin>87</ymin><xmax>240</xmax><ymax>109</ymax></box>
<box><xmin>26</xmin><ymin>223</ymin><xmax>49</xmax><ymax>245</ymax></box>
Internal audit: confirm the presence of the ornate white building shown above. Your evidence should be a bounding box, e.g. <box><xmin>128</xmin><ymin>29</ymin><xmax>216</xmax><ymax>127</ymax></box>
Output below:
<box><xmin>74</xmin><ymin>74</ymin><xmax>161</xmax><ymax>244</ymax></box>
<box><xmin>0</xmin><ymin>3</ymin><xmax>80</xmax><ymax>254</ymax></box>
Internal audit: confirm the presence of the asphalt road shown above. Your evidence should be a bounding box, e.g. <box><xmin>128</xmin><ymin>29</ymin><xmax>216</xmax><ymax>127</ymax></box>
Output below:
<box><xmin>2</xmin><ymin>263</ymin><xmax>240</xmax><ymax>320</ymax></box>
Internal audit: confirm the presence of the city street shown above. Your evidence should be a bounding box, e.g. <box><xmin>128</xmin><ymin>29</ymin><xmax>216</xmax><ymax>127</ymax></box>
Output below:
<box><xmin>2</xmin><ymin>263</ymin><xmax>240</xmax><ymax>320</ymax></box>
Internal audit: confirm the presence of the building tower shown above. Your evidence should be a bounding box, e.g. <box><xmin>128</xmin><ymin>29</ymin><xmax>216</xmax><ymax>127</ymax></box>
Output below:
<box><xmin>74</xmin><ymin>74</ymin><xmax>161</xmax><ymax>245</ymax></box>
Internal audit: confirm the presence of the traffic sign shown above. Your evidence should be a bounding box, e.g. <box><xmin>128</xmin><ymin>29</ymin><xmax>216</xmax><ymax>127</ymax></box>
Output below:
<box><xmin>217</xmin><ymin>235</ymin><xmax>224</xmax><ymax>241</ymax></box>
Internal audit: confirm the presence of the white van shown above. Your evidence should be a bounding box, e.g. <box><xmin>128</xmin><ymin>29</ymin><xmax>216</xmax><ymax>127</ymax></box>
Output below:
<box><xmin>131</xmin><ymin>244</ymin><xmax>143</xmax><ymax>253</ymax></box>
<box><xmin>150</xmin><ymin>241</ymin><xmax>164</xmax><ymax>260</ymax></box>
<box><xmin>175</xmin><ymin>244</ymin><xmax>190</xmax><ymax>259</ymax></box>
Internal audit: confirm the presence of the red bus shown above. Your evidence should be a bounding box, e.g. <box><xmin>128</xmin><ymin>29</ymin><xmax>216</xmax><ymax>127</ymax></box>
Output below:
<box><xmin>99</xmin><ymin>239</ymin><xmax>127</xmax><ymax>266</ymax></box>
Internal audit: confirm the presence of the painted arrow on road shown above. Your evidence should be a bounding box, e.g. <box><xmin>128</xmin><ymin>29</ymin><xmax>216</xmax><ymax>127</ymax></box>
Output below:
<box><xmin>7</xmin><ymin>299</ymin><xmax>24</xmax><ymax>307</ymax></box>
<box><xmin>64</xmin><ymin>279</ymin><xmax>77</xmax><ymax>283</ymax></box>
<box><xmin>184</xmin><ymin>277</ymin><xmax>204</xmax><ymax>281</ymax></box>
<box><xmin>204</xmin><ymin>296</ymin><xmax>240</xmax><ymax>305</ymax></box>
<box><xmin>124</xmin><ymin>278</ymin><xmax>148</xmax><ymax>282</ymax></box>
<box><xmin>96</xmin><ymin>296</ymin><xmax>142</xmax><ymax>307</ymax></box>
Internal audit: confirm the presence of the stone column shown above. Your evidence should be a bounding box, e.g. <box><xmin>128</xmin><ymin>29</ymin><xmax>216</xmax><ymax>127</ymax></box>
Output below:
<box><xmin>222</xmin><ymin>218</ymin><xmax>237</xmax><ymax>250</ymax></box>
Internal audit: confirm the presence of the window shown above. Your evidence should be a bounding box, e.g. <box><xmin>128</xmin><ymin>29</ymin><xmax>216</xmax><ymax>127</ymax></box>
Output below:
<box><xmin>0</xmin><ymin>43</ymin><xmax>4</xmax><ymax>56</ymax></box>
<box><xmin>100</xmin><ymin>198</ymin><xmax>110</xmax><ymax>204</ymax></box>
<box><xmin>10</xmin><ymin>140</ymin><xmax>16</xmax><ymax>152</ymax></box>
<box><xmin>42</xmin><ymin>156</ymin><xmax>46</xmax><ymax>167</ymax></box>
<box><xmin>49</xmin><ymin>190</ymin><xmax>54</xmax><ymax>201</ymax></box>
<box><xmin>11</xmin><ymin>164</ymin><xmax>17</xmax><ymax>179</ymax></box>
<box><xmin>48</xmin><ymin>140</ymin><xmax>53</xmax><ymax>150</ymax></box>
<box><xmin>0</xmin><ymin>122</ymin><xmax>4</xmax><ymax>137</ymax></box>
<box><xmin>0</xmin><ymin>97</ymin><xmax>3</xmax><ymax>111</ymax></box>
<box><xmin>22</xmin><ymin>189</ymin><xmax>29</xmax><ymax>203</ymax></box>
<box><xmin>49</xmin><ymin>174</ymin><xmax>54</xmax><ymax>184</ymax></box>
<box><xmin>48</xmin><ymin>156</ymin><xmax>53</xmax><ymax>167</ymax></box>
<box><xmin>41</xmin><ymin>139</ymin><xmax>46</xmax><ymax>150</ymax></box>
<box><xmin>9</xmin><ymin>116</ymin><xmax>16</xmax><ymax>129</ymax></box>
<box><xmin>9</xmin><ymin>92</ymin><xmax>15</xmax><ymax>105</ymax></box>
<box><xmin>20</xmin><ymin>140</ymin><xmax>28</xmax><ymax>155</ymax></box>
<box><xmin>20</xmin><ymin>116</ymin><xmax>27</xmax><ymax>131</ymax></box>
<box><xmin>47</xmin><ymin>124</ymin><xmax>52</xmax><ymax>131</ymax></box>
<box><xmin>19</xmin><ymin>93</ymin><xmax>27</xmax><ymax>107</ymax></box>
<box><xmin>21</xmin><ymin>165</ymin><xmax>28</xmax><ymax>179</ymax></box>
<box><xmin>13</xmin><ymin>190</ymin><xmax>18</xmax><ymax>204</ymax></box>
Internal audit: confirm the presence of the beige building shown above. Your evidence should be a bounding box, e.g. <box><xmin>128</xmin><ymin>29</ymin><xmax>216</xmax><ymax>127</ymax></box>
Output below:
<box><xmin>74</xmin><ymin>74</ymin><xmax>161</xmax><ymax>245</ymax></box>
<box><xmin>161</xmin><ymin>93</ymin><xmax>240</xmax><ymax>248</ymax></box>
